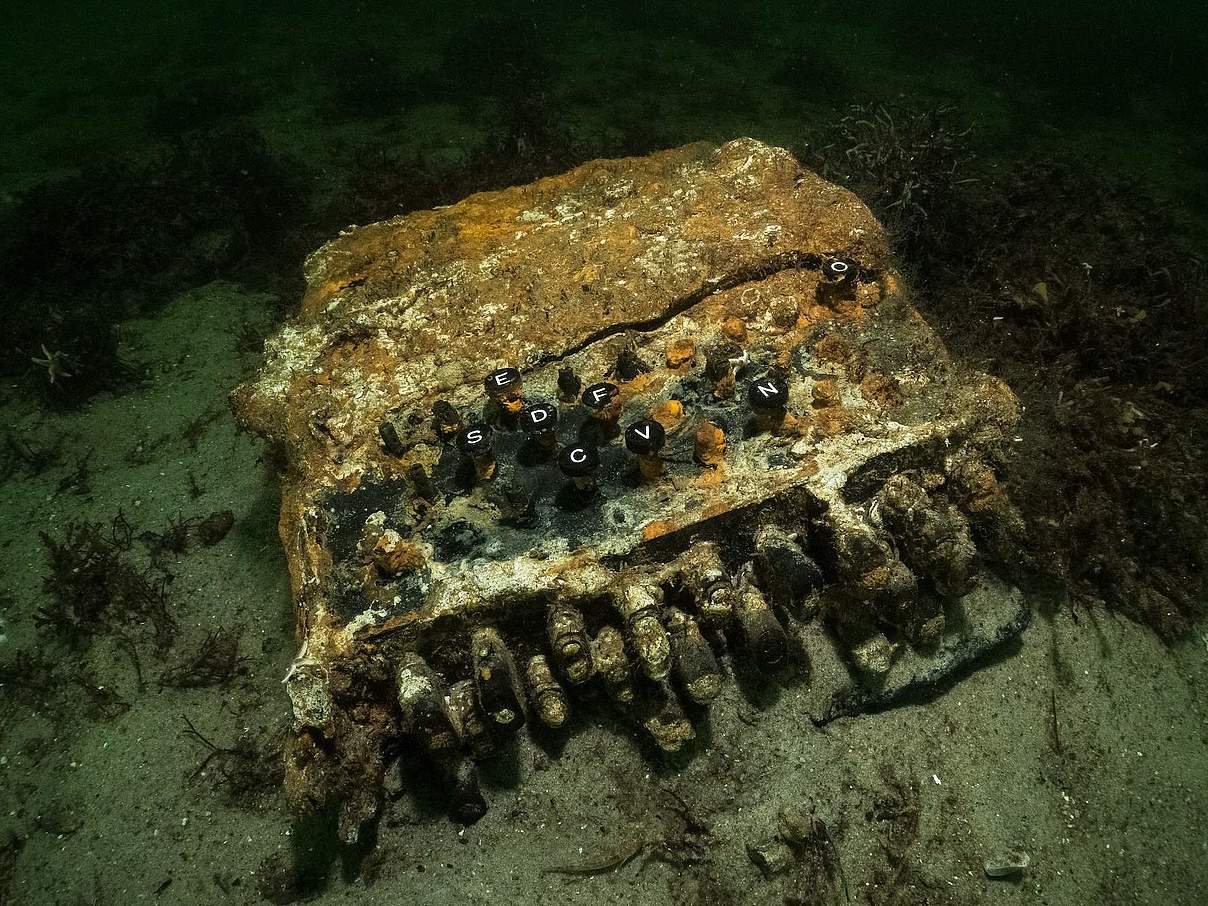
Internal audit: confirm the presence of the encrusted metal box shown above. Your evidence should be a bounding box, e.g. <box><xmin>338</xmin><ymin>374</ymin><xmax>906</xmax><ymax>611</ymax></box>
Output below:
<box><xmin>234</xmin><ymin>139</ymin><xmax>1022</xmax><ymax>840</ymax></box>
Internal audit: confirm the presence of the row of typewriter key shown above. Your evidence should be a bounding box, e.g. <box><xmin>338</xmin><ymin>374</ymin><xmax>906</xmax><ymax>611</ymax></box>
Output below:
<box><xmin>418</xmin><ymin>365</ymin><xmax>796</xmax><ymax>488</ymax></box>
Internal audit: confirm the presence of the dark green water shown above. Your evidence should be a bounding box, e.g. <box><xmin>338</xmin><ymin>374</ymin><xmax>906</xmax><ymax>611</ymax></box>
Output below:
<box><xmin>1</xmin><ymin>4</ymin><xmax>1206</xmax><ymax>905</ymax></box>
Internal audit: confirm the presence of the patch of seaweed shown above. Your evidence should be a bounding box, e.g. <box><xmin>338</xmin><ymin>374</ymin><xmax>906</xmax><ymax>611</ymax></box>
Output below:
<box><xmin>808</xmin><ymin>107</ymin><xmax>1208</xmax><ymax>637</ymax></box>
<box><xmin>920</xmin><ymin>161</ymin><xmax>1208</xmax><ymax>635</ymax></box>
<box><xmin>0</xmin><ymin>649</ymin><xmax>57</xmax><ymax>709</ymax></box>
<box><xmin>68</xmin><ymin>669</ymin><xmax>132</xmax><ymax>721</ymax></box>
<box><xmin>807</xmin><ymin>103</ymin><xmax>974</xmax><ymax>259</ymax></box>
<box><xmin>0</xmin><ymin>432</ymin><xmax>63</xmax><ymax>484</ymax></box>
<box><xmin>158</xmin><ymin>626</ymin><xmax>249</xmax><ymax>689</ymax></box>
<box><xmin>181</xmin><ymin>715</ymin><xmax>285</xmax><ymax>808</ymax></box>
<box><xmin>861</xmin><ymin>765</ymin><xmax>959</xmax><ymax>906</ymax></box>
<box><xmin>54</xmin><ymin>449</ymin><xmax>94</xmax><ymax>497</ymax></box>
<box><xmin>0</xmin><ymin>649</ymin><xmax>130</xmax><ymax>722</ymax></box>
<box><xmin>36</xmin><ymin>518</ymin><xmax>176</xmax><ymax>650</ymax></box>
<box><xmin>181</xmin><ymin>400</ymin><xmax>226</xmax><ymax>452</ymax></box>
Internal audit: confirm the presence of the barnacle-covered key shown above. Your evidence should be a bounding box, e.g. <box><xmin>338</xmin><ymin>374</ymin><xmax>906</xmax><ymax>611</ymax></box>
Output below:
<box><xmin>615</xmin><ymin>578</ymin><xmax>672</xmax><ymax>681</ymax></box>
<box><xmin>734</xmin><ymin>580</ymin><xmax>790</xmax><ymax>670</ymax></box>
<box><xmin>876</xmin><ymin>473</ymin><xmax>978</xmax><ymax>598</ymax></box>
<box><xmin>233</xmin><ymin>138</ymin><xmax>1025</xmax><ymax>838</ymax></box>
<box><xmin>666</xmin><ymin>607</ymin><xmax>723</xmax><ymax>704</ymax></box>
<box><xmin>396</xmin><ymin>652</ymin><xmax>457</xmax><ymax>754</ymax></box>
<box><xmin>471</xmin><ymin>627</ymin><xmax>526</xmax><ymax>733</ymax></box>
<box><xmin>546</xmin><ymin>602</ymin><xmax>595</xmax><ymax>684</ymax></box>
<box><xmin>590</xmin><ymin>625</ymin><xmax>635</xmax><ymax>704</ymax></box>
<box><xmin>677</xmin><ymin>542</ymin><xmax>739</xmax><ymax>629</ymax></box>
<box><xmin>525</xmin><ymin>655</ymin><xmax>570</xmax><ymax>728</ymax></box>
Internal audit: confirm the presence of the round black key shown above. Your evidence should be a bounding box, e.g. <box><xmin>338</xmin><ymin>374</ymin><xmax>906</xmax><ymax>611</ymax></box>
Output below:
<box><xmin>518</xmin><ymin>402</ymin><xmax>558</xmax><ymax>434</ymax></box>
<box><xmin>456</xmin><ymin>424</ymin><xmax>493</xmax><ymax>456</ymax></box>
<box><xmin>822</xmin><ymin>258</ymin><xmax>855</xmax><ymax>282</ymax></box>
<box><xmin>484</xmin><ymin>367</ymin><xmax>522</xmax><ymax>396</ymax></box>
<box><xmin>624</xmin><ymin>419</ymin><xmax>666</xmax><ymax>455</ymax></box>
<box><xmin>748</xmin><ymin>376</ymin><xmax>789</xmax><ymax>410</ymax></box>
<box><xmin>581</xmin><ymin>382</ymin><xmax>620</xmax><ymax>410</ymax></box>
<box><xmin>558</xmin><ymin>443</ymin><xmax>600</xmax><ymax>478</ymax></box>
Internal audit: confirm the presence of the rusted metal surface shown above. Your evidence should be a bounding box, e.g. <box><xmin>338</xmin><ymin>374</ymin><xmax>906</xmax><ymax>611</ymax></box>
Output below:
<box><xmin>232</xmin><ymin>138</ymin><xmax>1023</xmax><ymax>842</ymax></box>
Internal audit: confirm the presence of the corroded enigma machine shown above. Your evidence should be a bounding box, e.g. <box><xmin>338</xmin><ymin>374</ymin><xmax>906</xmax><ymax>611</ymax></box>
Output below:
<box><xmin>233</xmin><ymin>139</ymin><xmax>1023</xmax><ymax>841</ymax></box>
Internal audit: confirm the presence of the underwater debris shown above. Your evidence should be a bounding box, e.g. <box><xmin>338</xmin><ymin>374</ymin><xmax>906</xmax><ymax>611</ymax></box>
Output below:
<box><xmin>814</xmin><ymin>578</ymin><xmax>1031</xmax><ymax>724</ymax></box>
<box><xmin>140</xmin><ymin>509</ymin><xmax>235</xmax><ymax>565</ymax></box>
<box><xmin>196</xmin><ymin>509</ymin><xmax>236</xmax><ymax>545</ymax></box>
<box><xmin>983</xmin><ymin>848</ymin><xmax>1030</xmax><ymax>880</ymax></box>
<box><xmin>37</xmin><ymin>519</ymin><xmax>176</xmax><ymax>649</ymax></box>
<box><xmin>747</xmin><ymin>801</ymin><xmax>848</xmax><ymax>900</ymax></box>
<box><xmin>233</xmin><ymin>138</ymin><xmax>1030</xmax><ymax>839</ymax></box>
<box><xmin>631</xmin><ymin>785</ymin><xmax>716</xmax><ymax>874</ymax></box>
